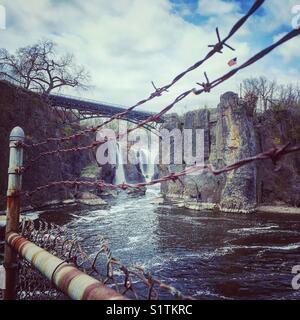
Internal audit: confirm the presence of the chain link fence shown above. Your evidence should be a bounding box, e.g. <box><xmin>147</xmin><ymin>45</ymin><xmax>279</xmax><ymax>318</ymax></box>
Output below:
<box><xmin>1</xmin><ymin>219</ymin><xmax>193</xmax><ymax>300</ymax></box>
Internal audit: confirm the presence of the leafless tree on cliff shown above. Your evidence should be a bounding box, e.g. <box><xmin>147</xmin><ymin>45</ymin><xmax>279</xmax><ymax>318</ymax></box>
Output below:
<box><xmin>0</xmin><ymin>40</ymin><xmax>90</xmax><ymax>94</ymax></box>
<box><xmin>277</xmin><ymin>83</ymin><xmax>300</xmax><ymax>109</ymax></box>
<box><xmin>242</xmin><ymin>77</ymin><xmax>300</xmax><ymax>112</ymax></box>
<box><xmin>242</xmin><ymin>76</ymin><xmax>276</xmax><ymax>112</ymax></box>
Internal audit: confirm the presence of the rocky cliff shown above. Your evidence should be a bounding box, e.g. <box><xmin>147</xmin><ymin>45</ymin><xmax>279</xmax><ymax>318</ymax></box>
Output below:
<box><xmin>255</xmin><ymin>108</ymin><xmax>300</xmax><ymax>206</ymax></box>
<box><xmin>0</xmin><ymin>80</ymin><xmax>92</xmax><ymax>209</ymax></box>
<box><xmin>160</xmin><ymin>92</ymin><xmax>300</xmax><ymax>212</ymax></box>
<box><xmin>217</xmin><ymin>92</ymin><xmax>257</xmax><ymax>212</ymax></box>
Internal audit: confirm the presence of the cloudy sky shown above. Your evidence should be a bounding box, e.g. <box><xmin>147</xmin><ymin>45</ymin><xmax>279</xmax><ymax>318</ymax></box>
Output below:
<box><xmin>0</xmin><ymin>0</ymin><xmax>300</xmax><ymax>114</ymax></box>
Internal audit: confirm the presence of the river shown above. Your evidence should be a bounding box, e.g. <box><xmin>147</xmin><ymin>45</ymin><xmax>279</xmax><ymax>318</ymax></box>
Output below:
<box><xmin>25</xmin><ymin>185</ymin><xmax>298</xmax><ymax>300</ymax></box>
<box><xmin>2</xmin><ymin>186</ymin><xmax>299</xmax><ymax>300</ymax></box>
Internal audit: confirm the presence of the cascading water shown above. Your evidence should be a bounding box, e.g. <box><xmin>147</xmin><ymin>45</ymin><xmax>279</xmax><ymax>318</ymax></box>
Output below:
<box><xmin>138</xmin><ymin>149</ymin><xmax>147</xmax><ymax>178</ymax></box>
<box><xmin>114</xmin><ymin>143</ymin><xmax>126</xmax><ymax>185</ymax></box>
<box><xmin>135</xmin><ymin>148</ymin><xmax>156</xmax><ymax>182</ymax></box>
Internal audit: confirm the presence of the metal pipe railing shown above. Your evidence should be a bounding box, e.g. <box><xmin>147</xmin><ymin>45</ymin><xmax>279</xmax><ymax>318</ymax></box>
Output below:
<box><xmin>4</xmin><ymin>126</ymin><xmax>24</xmax><ymax>300</ymax></box>
<box><xmin>6</xmin><ymin>232</ymin><xmax>127</xmax><ymax>300</ymax></box>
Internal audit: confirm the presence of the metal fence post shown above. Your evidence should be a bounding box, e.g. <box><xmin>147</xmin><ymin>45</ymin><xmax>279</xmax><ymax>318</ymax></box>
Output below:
<box><xmin>4</xmin><ymin>126</ymin><xmax>24</xmax><ymax>300</ymax></box>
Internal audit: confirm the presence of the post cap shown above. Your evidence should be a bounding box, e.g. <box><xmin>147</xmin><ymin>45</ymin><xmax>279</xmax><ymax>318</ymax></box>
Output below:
<box><xmin>10</xmin><ymin>126</ymin><xmax>25</xmax><ymax>141</ymax></box>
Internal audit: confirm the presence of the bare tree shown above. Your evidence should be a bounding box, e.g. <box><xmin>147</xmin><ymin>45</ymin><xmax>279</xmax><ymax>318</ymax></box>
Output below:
<box><xmin>242</xmin><ymin>76</ymin><xmax>276</xmax><ymax>112</ymax></box>
<box><xmin>277</xmin><ymin>83</ymin><xmax>300</xmax><ymax>109</ymax></box>
<box><xmin>242</xmin><ymin>76</ymin><xmax>300</xmax><ymax>113</ymax></box>
<box><xmin>0</xmin><ymin>40</ymin><xmax>90</xmax><ymax>94</ymax></box>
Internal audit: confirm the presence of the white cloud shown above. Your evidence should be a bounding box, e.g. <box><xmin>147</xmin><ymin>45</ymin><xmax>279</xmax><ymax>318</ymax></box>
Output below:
<box><xmin>0</xmin><ymin>0</ymin><xmax>299</xmax><ymax>114</ymax></box>
<box><xmin>198</xmin><ymin>0</ymin><xmax>238</xmax><ymax>16</ymax></box>
<box><xmin>246</xmin><ymin>0</ymin><xmax>300</xmax><ymax>33</ymax></box>
<box><xmin>273</xmin><ymin>32</ymin><xmax>300</xmax><ymax>63</ymax></box>
<box><xmin>262</xmin><ymin>0</ymin><xmax>300</xmax><ymax>32</ymax></box>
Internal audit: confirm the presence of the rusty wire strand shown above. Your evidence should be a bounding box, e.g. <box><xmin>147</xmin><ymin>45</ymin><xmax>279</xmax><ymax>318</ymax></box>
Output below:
<box><xmin>21</xmin><ymin>0</ymin><xmax>264</xmax><ymax>150</ymax></box>
<box><xmin>21</xmin><ymin>143</ymin><xmax>300</xmax><ymax>198</ymax></box>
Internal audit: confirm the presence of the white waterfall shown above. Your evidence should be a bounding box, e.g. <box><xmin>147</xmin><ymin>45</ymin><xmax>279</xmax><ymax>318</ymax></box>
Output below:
<box><xmin>146</xmin><ymin>161</ymin><xmax>155</xmax><ymax>182</ymax></box>
<box><xmin>114</xmin><ymin>143</ymin><xmax>126</xmax><ymax>185</ymax></box>
<box><xmin>136</xmin><ymin>148</ymin><xmax>155</xmax><ymax>183</ymax></box>
<box><xmin>139</xmin><ymin>149</ymin><xmax>147</xmax><ymax>178</ymax></box>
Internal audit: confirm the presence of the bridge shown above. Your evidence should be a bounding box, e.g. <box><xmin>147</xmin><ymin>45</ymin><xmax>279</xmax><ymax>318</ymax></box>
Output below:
<box><xmin>46</xmin><ymin>94</ymin><xmax>163</xmax><ymax>131</ymax></box>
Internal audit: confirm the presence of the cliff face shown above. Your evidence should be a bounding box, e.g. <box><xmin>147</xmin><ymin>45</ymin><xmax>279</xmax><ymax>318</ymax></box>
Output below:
<box><xmin>217</xmin><ymin>92</ymin><xmax>257</xmax><ymax>212</ymax></box>
<box><xmin>160</xmin><ymin>92</ymin><xmax>300</xmax><ymax>212</ymax></box>
<box><xmin>255</xmin><ymin>109</ymin><xmax>300</xmax><ymax>206</ymax></box>
<box><xmin>0</xmin><ymin>81</ymin><xmax>92</xmax><ymax>209</ymax></box>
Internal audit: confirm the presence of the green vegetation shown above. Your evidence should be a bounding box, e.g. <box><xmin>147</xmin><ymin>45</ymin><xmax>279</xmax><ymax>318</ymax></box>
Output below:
<box><xmin>62</xmin><ymin>124</ymin><xmax>73</xmax><ymax>137</ymax></box>
<box><xmin>81</xmin><ymin>164</ymin><xmax>100</xmax><ymax>178</ymax></box>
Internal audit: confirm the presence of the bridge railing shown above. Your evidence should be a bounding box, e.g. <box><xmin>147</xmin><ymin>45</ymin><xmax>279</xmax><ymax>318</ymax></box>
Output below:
<box><xmin>49</xmin><ymin>92</ymin><xmax>130</xmax><ymax>110</ymax></box>
<box><xmin>47</xmin><ymin>93</ymin><xmax>157</xmax><ymax>120</ymax></box>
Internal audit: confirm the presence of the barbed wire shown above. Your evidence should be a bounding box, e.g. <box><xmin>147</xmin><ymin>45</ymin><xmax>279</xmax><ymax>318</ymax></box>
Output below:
<box><xmin>89</xmin><ymin>236</ymin><xmax>194</xmax><ymax>300</ymax></box>
<box><xmin>19</xmin><ymin>27</ymin><xmax>300</xmax><ymax>173</ymax></box>
<box><xmin>193</xmin><ymin>28</ymin><xmax>300</xmax><ymax>94</ymax></box>
<box><xmin>21</xmin><ymin>143</ymin><xmax>300</xmax><ymax>198</ymax></box>
<box><xmin>21</xmin><ymin>140</ymin><xmax>102</xmax><ymax>172</ymax></box>
<box><xmin>21</xmin><ymin>0</ymin><xmax>265</xmax><ymax>150</ymax></box>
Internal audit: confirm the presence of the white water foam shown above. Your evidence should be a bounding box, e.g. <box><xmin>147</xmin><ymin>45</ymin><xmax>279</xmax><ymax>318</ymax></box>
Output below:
<box><xmin>223</xmin><ymin>243</ymin><xmax>300</xmax><ymax>252</ymax></box>
<box><xmin>228</xmin><ymin>224</ymin><xmax>279</xmax><ymax>235</ymax></box>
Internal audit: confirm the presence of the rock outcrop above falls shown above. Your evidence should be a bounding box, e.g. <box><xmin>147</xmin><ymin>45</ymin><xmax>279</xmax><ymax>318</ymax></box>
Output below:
<box><xmin>217</xmin><ymin>92</ymin><xmax>257</xmax><ymax>213</ymax></box>
<box><xmin>160</xmin><ymin>91</ymin><xmax>300</xmax><ymax>213</ymax></box>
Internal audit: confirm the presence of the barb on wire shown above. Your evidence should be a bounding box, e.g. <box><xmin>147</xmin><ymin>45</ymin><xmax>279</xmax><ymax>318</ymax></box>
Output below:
<box><xmin>208</xmin><ymin>27</ymin><xmax>236</xmax><ymax>53</ymax></box>
<box><xmin>22</xmin><ymin>0</ymin><xmax>265</xmax><ymax>149</ymax></box>
<box><xmin>196</xmin><ymin>72</ymin><xmax>212</xmax><ymax>93</ymax></box>
<box><xmin>150</xmin><ymin>81</ymin><xmax>169</xmax><ymax>97</ymax></box>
